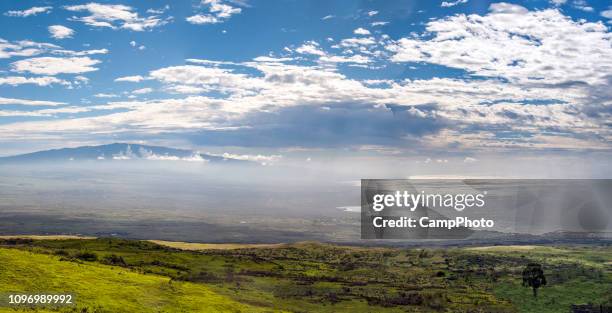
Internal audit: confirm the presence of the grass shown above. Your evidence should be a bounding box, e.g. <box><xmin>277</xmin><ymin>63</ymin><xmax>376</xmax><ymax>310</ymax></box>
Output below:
<box><xmin>0</xmin><ymin>247</ymin><xmax>285</xmax><ymax>313</ymax></box>
<box><xmin>495</xmin><ymin>279</ymin><xmax>611</xmax><ymax>313</ymax></box>
<box><xmin>0</xmin><ymin>238</ymin><xmax>610</xmax><ymax>313</ymax></box>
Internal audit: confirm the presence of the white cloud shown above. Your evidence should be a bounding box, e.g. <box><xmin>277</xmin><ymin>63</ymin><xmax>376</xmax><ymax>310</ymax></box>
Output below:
<box><xmin>1</xmin><ymin>3</ymin><xmax>610</xmax><ymax>153</ymax></box>
<box><xmin>94</xmin><ymin>93</ymin><xmax>119</xmax><ymax>98</ymax></box>
<box><xmin>441</xmin><ymin>0</ymin><xmax>468</xmax><ymax>8</ymax></box>
<box><xmin>52</xmin><ymin>48</ymin><xmax>108</xmax><ymax>56</ymax></box>
<box><xmin>64</xmin><ymin>3</ymin><xmax>169</xmax><ymax>31</ymax></box>
<box><xmin>388</xmin><ymin>5</ymin><xmax>612</xmax><ymax>86</ymax></box>
<box><xmin>338</xmin><ymin>37</ymin><xmax>376</xmax><ymax>48</ymax></box>
<box><xmin>48</xmin><ymin>25</ymin><xmax>75</xmax><ymax>39</ymax></box>
<box><xmin>572</xmin><ymin>0</ymin><xmax>593</xmax><ymax>12</ymax></box>
<box><xmin>550</xmin><ymin>0</ymin><xmax>567</xmax><ymax>5</ymax></box>
<box><xmin>295</xmin><ymin>41</ymin><xmax>326</xmax><ymax>56</ymax></box>
<box><xmin>149</xmin><ymin>65</ymin><xmax>265</xmax><ymax>97</ymax></box>
<box><xmin>321</xmin><ymin>15</ymin><xmax>334</xmax><ymax>20</ymax></box>
<box><xmin>11</xmin><ymin>57</ymin><xmax>101</xmax><ymax>75</ymax></box>
<box><xmin>5</xmin><ymin>6</ymin><xmax>52</xmax><ymax>17</ymax></box>
<box><xmin>0</xmin><ymin>96</ymin><xmax>65</xmax><ymax>106</ymax></box>
<box><xmin>353</xmin><ymin>28</ymin><xmax>371</xmax><ymax>35</ymax></box>
<box><xmin>252</xmin><ymin>56</ymin><xmax>293</xmax><ymax>63</ymax></box>
<box><xmin>367</xmin><ymin>11</ymin><xmax>378</xmax><ymax>16</ymax></box>
<box><xmin>0</xmin><ymin>66</ymin><xmax>606</xmax><ymax>150</ymax></box>
<box><xmin>74</xmin><ymin>76</ymin><xmax>89</xmax><ymax>86</ymax></box>
<box><xmin>0</xmin><ymin>38</ymin><xmax>106</xmax><ymax>61</ymax></box>
<box><xmin>213</xmin><ymin>152</ymin><xmax>282</xmax><ymax>165</ymax></box>
<box><xmin>206</xmin><ymin>0</ymin><xmax>241</xmax><ymax>18</ymax></box>
<box><xmin>488</xmin><ymin>2</ymin><xmax>529</xmax><ymax>14</ymax></box>
<box><xmin>371</xmin><ymin>21</ymin><xmax>388</xmax><ymax>26</ymax></box>
<box><xmin>600</xmin><ymin>9</ymin><xmax>612</xmax><ymax>19</ymax></box>
<box><xmin>0</xmin><ymin>76</ymin><xmax>68</xmax><ymax>86</ymax></box>
<box><xmin>186</xmin><ymin>0</ymin><xmax>242</xmax><ymax>25</ymax></box>
<box><xmin>132</xmin><ymin>87</ymin><xmax>153</xmax><ymax>94</ymax></box>
<box><xmin>147</xmin><ymin>5</ymin><xmax>170</xmax><ymax>15</ymax></box>
<box><xmin>463</xmin><ymin>157</ymin><xmax>477</xmax><ymax>163</ymax></box>
<box><xmin>186</xmin><ymin>14</ymin><xmax>219</xmax><ymax>24</ymax></box>
<box><xmin>0</xmin><ymin>38</ymin><xmax>59</xmax><ymax>59</ymax></box>
<box><xmin>128</xmin><ymin>40</ymin><xmax>145</xmax><ymax>50</ymax></box>
<box><xmin>165</xmin><ymin>85</ymin><xmax>208</xmax><ymax>94</ymax></box>
<box><xmin>115</xmin><ymin>75</ymin><xmax>145</xmax><ymax>82</ymax></box>
<box><xmin>319</xmin><ymin>54</ymin><xmax>371</xmax><ymax>64</ymax></box>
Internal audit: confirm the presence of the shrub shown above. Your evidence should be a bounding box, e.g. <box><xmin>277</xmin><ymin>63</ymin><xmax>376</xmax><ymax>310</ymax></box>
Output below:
<box><xmin>102</xmin><ymin>254</ymin><xmax>127</xmax><ymax>266</ymax></box>
<box><xmin>75</xmin><ymin>251</ymin><xmax>98</xmax><ymax>262</ymax></box>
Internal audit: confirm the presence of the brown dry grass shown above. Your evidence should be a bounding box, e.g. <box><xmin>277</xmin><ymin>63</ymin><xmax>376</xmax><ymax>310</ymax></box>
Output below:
<box><xmin>147</xmin><ymin>240</ymin><xmax>285</xmax><ymax>250</ymax></box>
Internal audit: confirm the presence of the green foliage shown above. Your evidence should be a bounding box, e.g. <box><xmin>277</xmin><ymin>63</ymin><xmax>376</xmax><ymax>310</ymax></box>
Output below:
<box><xmin>522</xmin><ymin>263</ymin><xmax>546</xmax><ymax>297</ymax></box>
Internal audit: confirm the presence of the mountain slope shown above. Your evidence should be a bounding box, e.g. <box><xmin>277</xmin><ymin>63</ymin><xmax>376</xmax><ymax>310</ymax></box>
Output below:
<box><xmin>0</xmin><ymin>143</ymin><xmax>244</xmax><ymax>163</ymax></box>
<box><xmin>0</xmin><ymin>247</ymin><xmax>284</xmax><ymax>313</ymax></box>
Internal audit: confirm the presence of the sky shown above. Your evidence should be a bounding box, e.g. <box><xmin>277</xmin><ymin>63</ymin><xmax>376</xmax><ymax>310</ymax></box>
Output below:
<box><xmin>0</xmin><ymin>0</ymin><xmax>611</xmax><ymax>168</ymax></box>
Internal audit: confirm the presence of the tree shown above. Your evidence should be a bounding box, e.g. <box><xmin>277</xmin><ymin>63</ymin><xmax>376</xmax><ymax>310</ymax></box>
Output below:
<box><xmin>522</xmin><ymin>263</ymin><xmax>547</xmax><ymax>298</ymax></box>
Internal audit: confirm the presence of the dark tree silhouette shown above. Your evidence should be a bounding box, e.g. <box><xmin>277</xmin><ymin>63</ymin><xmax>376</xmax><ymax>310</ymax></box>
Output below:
<box><xmin>522</xmin><ymin>263</ymin><xmax>547</xmax><ymax>298</ymax></box>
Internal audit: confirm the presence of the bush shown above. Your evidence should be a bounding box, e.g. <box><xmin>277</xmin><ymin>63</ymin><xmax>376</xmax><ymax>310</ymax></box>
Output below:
<box><xmin>177</xmin><ymin>271</ymin><xmax>222</xmax><ymax>283</ymax></box>
<box><xmin>75</xmin><ymin>251</ymin><xmax>98</xmax><ymax>261</ymax></box>
<box><xmin>54</xmin><ymin>249</ymin><xmax>69</xmax><ymax>256</ymax></box>
<box><xmin>102</xmin><ymin>254</ymin><xmax>127</xmax><ymax>266</ymax></box>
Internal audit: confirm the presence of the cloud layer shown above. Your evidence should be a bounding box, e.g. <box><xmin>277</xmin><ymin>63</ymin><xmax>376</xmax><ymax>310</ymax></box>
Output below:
<box><xmin>0</xmin><ymin>1</ymin><xmax>610</xmax><ymax>157</ymax></box>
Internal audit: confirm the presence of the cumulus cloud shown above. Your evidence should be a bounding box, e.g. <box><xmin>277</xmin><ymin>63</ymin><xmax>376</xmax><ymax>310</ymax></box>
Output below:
<box><xmin>388</xmin><ymin>4</ymin><xmax>611</xmax><ymax>86</ymax></box>
<box><xmin>64</xmin><ymin>3</ymin><xmax>170</xmax><ymax>31</ymax></box>
<box><xmin>0</xmin><ymin>76</ymin><xmax>68</xmax><ymax>86</ymax></box>
<box><xmin>115</xmin><ymin>75</ymin><xmax>145</xmax><ymax>82</ymax></box>
<box><xmin>5</xmin><ymin>6</ymin><xmax>52</xmax><ymax>17</ymax></box>
<box><xmin>186</xmin><ymin>0</ymin><xmax>242</xmax><ymax>25</ymax></box>
<box><xmin>295</xmin><ymin>41</ymin><xmax>326</xmax><ymax>56</ymax></box>
<box><xmin>488</xmin><ymin>2</ymin><xmax>529</xmax><ymax>14</ymax></box>
<box><xmin>353</xmin><ymin>28</ymin><xmax>371</xmax><ymax>35</ymax></box>
<box><xmin>0</xmin><ymin>38</ymin><xmax>59</xmax><ymax>59</ymax></box>
<box><xmin>186</xmin><ymin>14</ymin><xmax>219</xmax><ymax>24</ymax></box>
<box><xmin>48</xmin><ymin>25</ymin><xmax>75</xmax><ymax>39</ymax></box>
<box><xmin>0</xmin><ymin>38</ymin><xmax>106</xmax><ymax>61</ymax></box>
<box><xmin>0</xmin><ymin>4</ymin><xmax>609</xmax><ymax>153</ymax></box>
<box><xmin>11</xmin><ymin>57</ymin><xmax>101</xmax><ymax>75</ymax></box>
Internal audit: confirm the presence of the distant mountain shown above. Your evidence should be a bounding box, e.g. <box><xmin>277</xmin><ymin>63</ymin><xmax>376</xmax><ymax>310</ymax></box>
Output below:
<box><xmin>0</xmin><ymin>143</ymin><xmax>245</xmax><ymax>163</ymax></box>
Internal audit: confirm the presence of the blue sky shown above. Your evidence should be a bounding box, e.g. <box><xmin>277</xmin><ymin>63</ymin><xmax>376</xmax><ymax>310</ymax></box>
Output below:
<box><xmin>0</xmin><ymin>0</ymin><xmax>611</xmax><ymax>162</ymax></box>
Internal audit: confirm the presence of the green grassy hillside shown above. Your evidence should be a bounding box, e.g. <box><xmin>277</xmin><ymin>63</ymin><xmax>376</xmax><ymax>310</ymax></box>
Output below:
<box><xmin>0</xmin><ymin>247</ymin><xmax>284</xmax><ymax>313</ymax></box>
<box><xmin>0</xmin><ymin>238</ymin><xmax>610</xmax><ymax>313</ymax></box>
